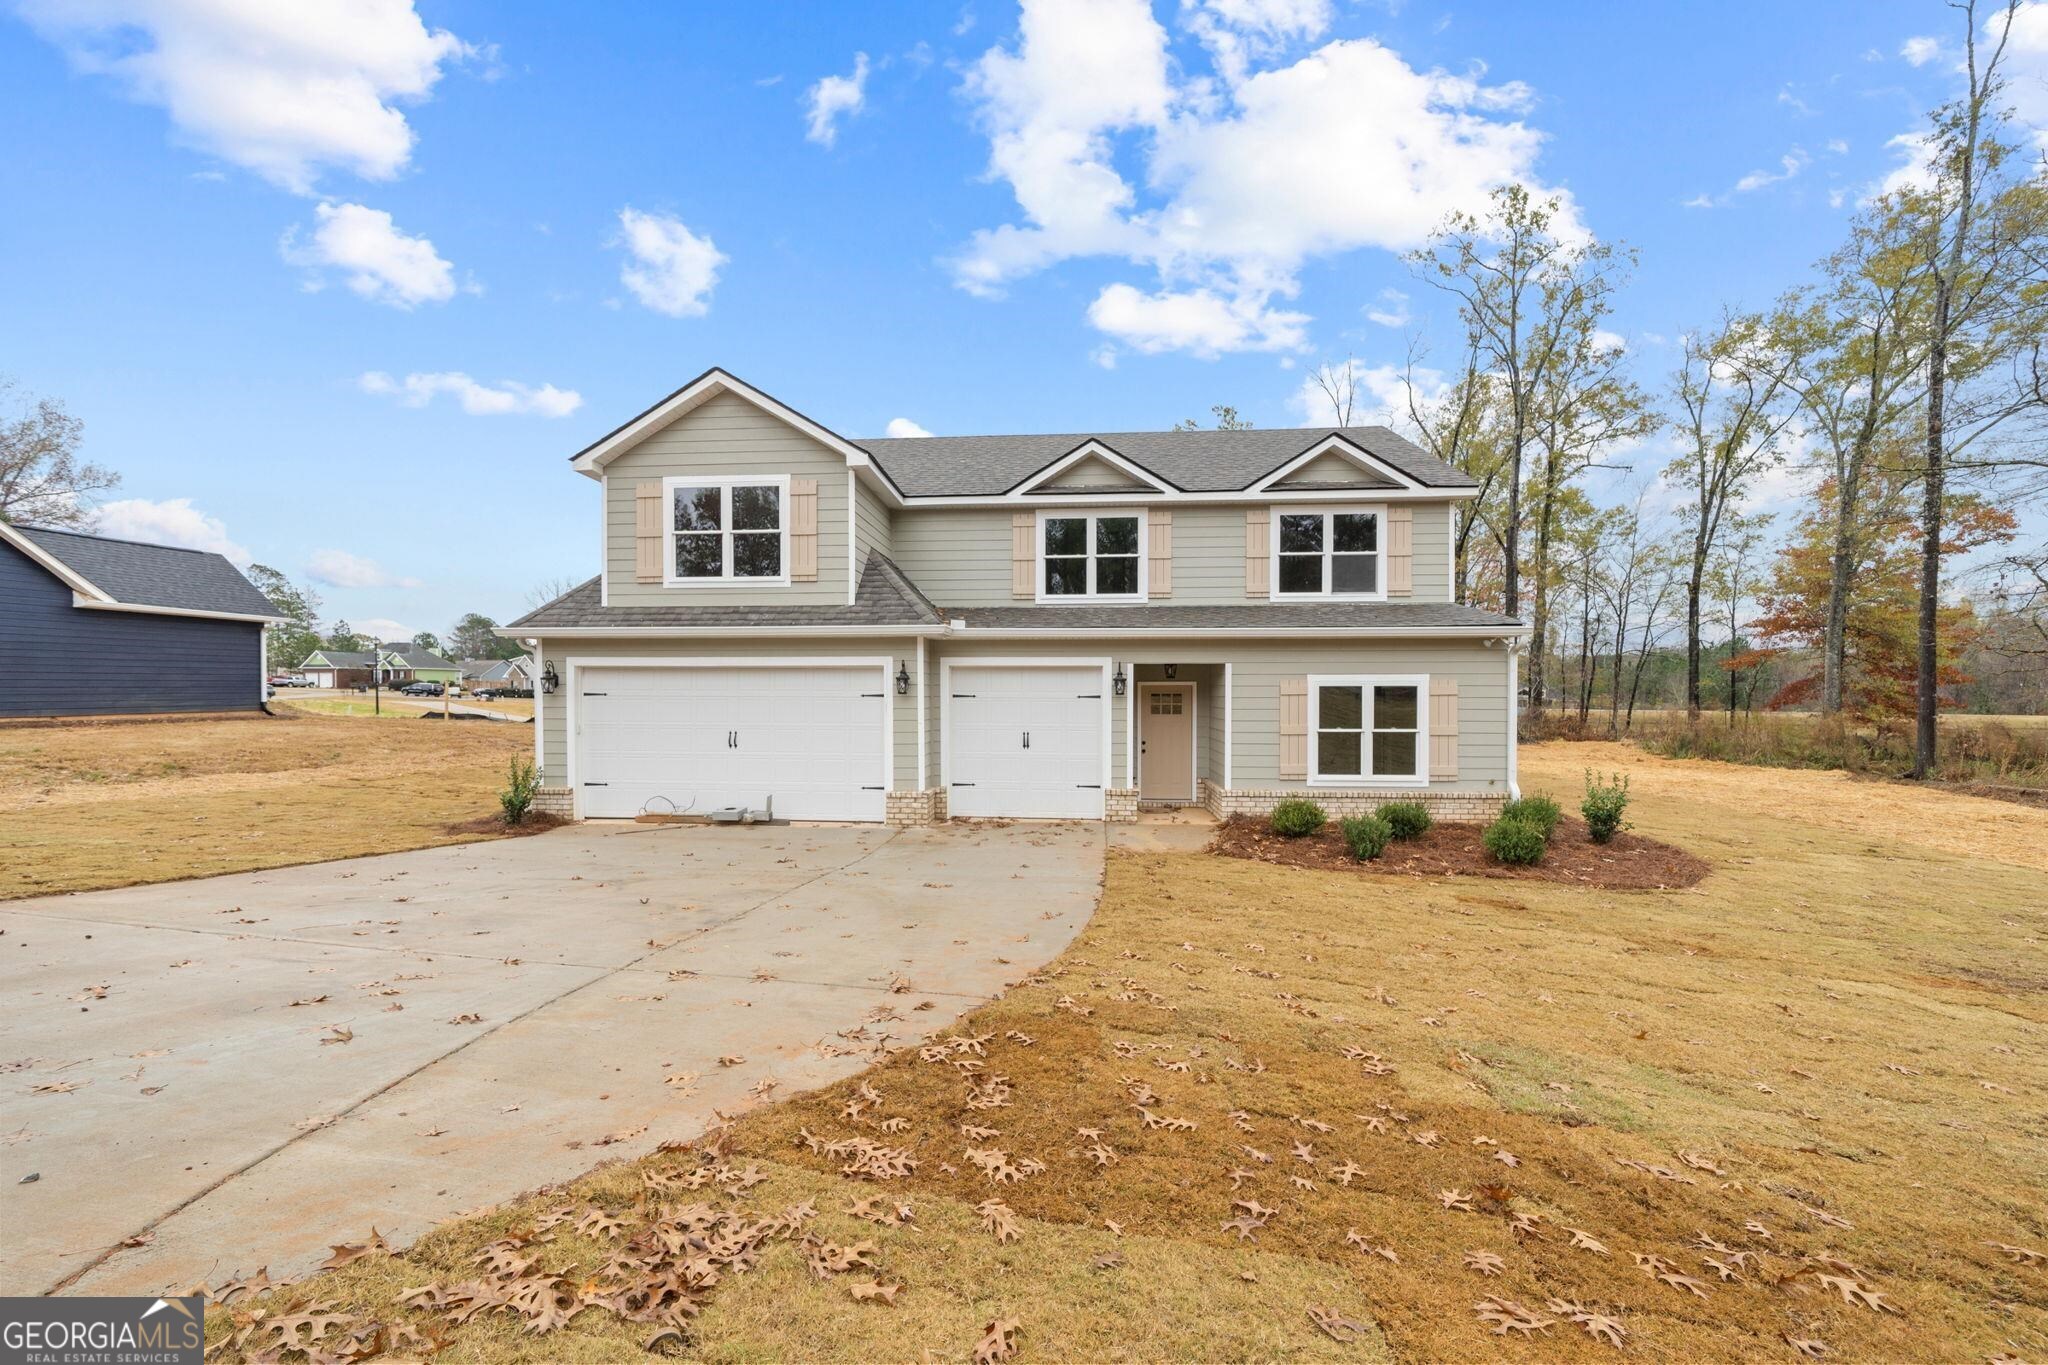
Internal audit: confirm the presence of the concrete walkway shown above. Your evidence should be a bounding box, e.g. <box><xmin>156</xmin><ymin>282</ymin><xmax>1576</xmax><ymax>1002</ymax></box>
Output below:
<box><xmin>0</xmin><ymin>820</ymin><xmax>1102</xmax><ymax>1296</ymax></box>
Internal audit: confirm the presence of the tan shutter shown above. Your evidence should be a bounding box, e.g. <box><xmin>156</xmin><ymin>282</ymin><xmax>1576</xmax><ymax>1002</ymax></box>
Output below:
<box><xmin>789</xmin><ymin>477</ymin><xmax>818</xmax><ymax>581</ymax></box>
<box><xmin>1428</xmin><ymin>676</ymin><xmax>1459</xmax><ymax>782</ymax></box>
<box><xmin>1148</xmin><ymin>510</ymin><xmax>1172</xmax><ymax>597</ymax></box>
<box><xmin>635</xmin><ymin>481</ymin><xmax>663</xmax><ymax>583</ymax></box>
<box><xmin>1387</xmin><ymin>506</ymin><xmax>1413</xmax><ymax>597</ymax></box>
<box><xmin>1278</xmin><ymin>676</ymin><xmax>1308</xmax><ymax>780</ymax></box>
<box><xmin>1244</xmin><ymin>509</ymin><xmax>1270</xmax><ymax>598</ymax></box>
<box><xmin>1012</xmin><ymin>511</ymin><xmax>1035</xmax><ymax>598</ymax></box>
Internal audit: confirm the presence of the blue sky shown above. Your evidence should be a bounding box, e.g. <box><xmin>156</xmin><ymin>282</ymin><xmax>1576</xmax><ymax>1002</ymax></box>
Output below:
<box><xmin>0</xmin><ymin>0</ymin><xmax>2022</xmax><ymax>641</ymax></box>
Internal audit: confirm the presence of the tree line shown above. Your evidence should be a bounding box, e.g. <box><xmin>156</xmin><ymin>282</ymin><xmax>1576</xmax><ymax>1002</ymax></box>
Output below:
<box><xmin>1305</xmin><ymin>0</ymin><xmax>2047</xmax><ymax>773</ymax></box>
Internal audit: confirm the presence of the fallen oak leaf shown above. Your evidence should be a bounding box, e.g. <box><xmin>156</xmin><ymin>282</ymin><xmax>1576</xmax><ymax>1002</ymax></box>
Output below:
<box><xmin>974</xmin><ymin>1316</ymin><xmax>1023</xmax><ymax>1364</ymax></box>
<box><xmin>1306</xmin><ymin>1305</ymin><xmax>1371</xmax><ymax>1342</ymax></box>
<box><xmin>848</xmin><ymin>1278</ymin><xmax>902</xmax><ymax>1304</ymax></box>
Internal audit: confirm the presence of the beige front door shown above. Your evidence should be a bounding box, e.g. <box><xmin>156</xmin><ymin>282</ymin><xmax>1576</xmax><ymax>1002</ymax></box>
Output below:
<box><xmin>1139</xmin><ymin>684</ymin><xmax>1195</xmax><ymax>802</ymax></box>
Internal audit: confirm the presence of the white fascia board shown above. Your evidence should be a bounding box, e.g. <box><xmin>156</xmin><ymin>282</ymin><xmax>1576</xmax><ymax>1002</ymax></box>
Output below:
<box><xmin>1249</xmin><ymin>433</ymin><xmax>1430</xmax><ymax>493</ymax></box>
<box><xmin>2</xmin><ymin>522</ymin><xmax>113</xmax><ymax>600</ymax></box>
<box><xmin>951</xmin><ymin>624</ymin><xmax>1530</xmax><ymax>640</ymax></box>
<box><xmin>1007</xmin><ymin>440</ymin><xmax>1175</xmax><ymax>496</ymax></box>
<box><xmin>492</xmin><ymin>624</ymin><xmax>948</xmax><ymax>639</ymax></box>
<box><xmin>897</xmin><ymin>485</ymin><xmax>1474</xmax><ymax>508</ymax></box>
<box><xmin>569</xmin><ymin>367</ymin><xmax>907</xmax><ymax>505</ymax></box>
<box><xmin>72</xmin><ymin>594</ymin><xmax>287</xmax><ymax>624</ymax></box>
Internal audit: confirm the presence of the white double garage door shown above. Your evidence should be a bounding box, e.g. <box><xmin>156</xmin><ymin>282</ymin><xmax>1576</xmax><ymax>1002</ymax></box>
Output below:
<box><xmin>572</xmin><ymin>661</ymin><xmax>1107</xmax><ymax>821</ymax></box>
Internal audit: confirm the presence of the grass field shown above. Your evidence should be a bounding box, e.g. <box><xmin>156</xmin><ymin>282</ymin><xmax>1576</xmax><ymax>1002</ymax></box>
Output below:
<box><xmin>0</xmin><ymin>709</ymin><xmax>530</xmax><ymax>899</ymax></box>
<box><xmin>279</xmin><ymin>695</ymin><xmax>536</xmax><ymax>720</ymax></box>
<box><xmin>210</xmin><ymin>740</ymin><xmax>2048</xmax><ymax>1363</ymax></box>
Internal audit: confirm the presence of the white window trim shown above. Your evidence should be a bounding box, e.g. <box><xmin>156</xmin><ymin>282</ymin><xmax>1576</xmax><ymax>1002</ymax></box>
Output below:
<box><xmin>1306</xmin><ymin>673</ymin><xmax>1429</xmax><ymax>786</ymax></box>
<box><xmin>661</xmin><ymin>474</ymin><xmax>791</xmax><ymax>588</ymax></box>
<box><xmin>1270</xmin><ymin>504</ymin><xmax>1389</xmax><ymax>603</ymax></box>
<box><xmin>1035</xmin><ymin>507</ymin><xmax>1149</xmax><ymax>604</ymax></box>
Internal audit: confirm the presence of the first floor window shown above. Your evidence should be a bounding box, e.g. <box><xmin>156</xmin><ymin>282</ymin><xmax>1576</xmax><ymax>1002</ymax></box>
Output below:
<box><xmin>1312</xmin><ymin>678</ymin><xmax>1423</xmax><ymax>781</ymax></box>
<box><xmin>1041</xmin><ymin>512</ymin><xmax>1142</xmax><ymax>599</ymax></box>
<box><xmin>668</xmin><ymin>479</ymin><xmax>784</xmax><ymax>582</ymax></box>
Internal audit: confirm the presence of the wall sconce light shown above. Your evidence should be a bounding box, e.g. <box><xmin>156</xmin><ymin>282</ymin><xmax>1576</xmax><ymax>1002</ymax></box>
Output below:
<box><xmin>1112</xmin><ymin>664</ymin><xmax>1127</xmax><ymax>697</ymax></box>
<box><xmin>894</xmin><ymin>660</ymin><xmax>912</xmax><ymax>695</ymax></box>
<box><xmin>539</xmin><ymin>662</ymin><xmax>560</xmax><ymax>695</ymax></box>
<box><xmin>1163</xmin><ymin>663</ymin><xmax>1178</xmax><ymax>680</ymax></box>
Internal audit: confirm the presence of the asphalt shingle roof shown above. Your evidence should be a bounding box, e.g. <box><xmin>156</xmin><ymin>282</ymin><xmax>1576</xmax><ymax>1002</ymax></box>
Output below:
<box><xmin>941</xmin><ymin>602</ymin><xmax>1523</xmax><ymax>631</ymax></box>
<box><xmin>852</xmin><ymin>426</ymin><xmax>1474</xmax><ymax>497</ymax></box>
<box><xmin>506</xmin><ymin>552</ymin><xmax>947</xmax><ymax>631</ymax></box>
<box><xmin>15</xmin><ymin>525</ymin><xmax>281</xmax><ymax>617</ymax></box>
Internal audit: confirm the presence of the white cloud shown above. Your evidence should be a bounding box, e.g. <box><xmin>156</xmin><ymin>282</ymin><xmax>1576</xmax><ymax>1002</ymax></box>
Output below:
<box><xmin>358</xmin><ymin>370</ymin><xmax>582</xmax><ymax>416</ymax></box>
<box><xmin>1733</xmin><ymin>147</ymin><xmax>1810</xmax><ymax>193</ymax></box>
<box><xmin>307</xmin><ymin>549</ymin><xmax>422</xmax><ymax>590</ymax></box>
<box><xmin>353</xmin><ymin>617</ymin><xmax>417</xmax><ymax>642</ymax></box>
<box><xmin>804</xmin><ymin>52</ymin><xmax>870</xmax><ymax>146</ymax></box>
<box><xmin>951</xmin><ymin>0</ymin><xmax>1575</xmax><ymax>356</ymax></box>
<box><xmin>884</xmin><ymin>417</ymin><xmax>934</xmax><ymax>438</ymax></box>
<box><xmin>1290</xmin><ymin>357</ymin><xmax>1445</xmax><ymax>429</ymax></box>
<box><xmin>1592</xmin><ymin>328</ymin><xmax>1626</xmax><ymax>353</ymax></box>
<box><xmin>613</xmin><ymin>208</ymin><xmax>726</xmax><ymax>317</ymax></box>
<box><xmin>92</xmin><ymin>498</ymin><xmax>249</xmax><ymax>565</ymax></box>
<box><xmin>1365</xmin><ymin>287</ymin><xmax>1411</xmax><ymax>328</ymax></box>
<box><xmin>1682</xmin><ymin>192</ymin><xmax>1717</xmax><ymax>209</ymax></box>
<box><xmin>1825</xmin><ymin>137</ymin><xmax>1849</xmax><ymax>154</ymax></box>
<box><xmin>18</xmin><ymin>0</ymin><xmax>473</xmax><ymax>194</ymax></box>
<box><xmin>281</xmin><ymin>201</ymin><xmax>457</xmax><ymax>307</ymax></box>
<box><xmin>1087</xmin><ymin>282</ymin><xmax>1308</xmax><ymax>357</ymax></box>
<box><xmin>1999</xmin><ymin>2</ymin><xmax>2048</xmax><ymax>140</ymax></box>
<box><xmin>1900</xmin><ymin>35</ymin><xmax>1943</xmax><ymax>66</ymax></box>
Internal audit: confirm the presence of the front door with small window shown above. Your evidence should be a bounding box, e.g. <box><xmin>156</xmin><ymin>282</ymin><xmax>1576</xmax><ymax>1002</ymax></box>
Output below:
<box><xmin>1139</xmin><ymin>684</ymin><xmax>1195</xmax><ymax>802</ymax></box>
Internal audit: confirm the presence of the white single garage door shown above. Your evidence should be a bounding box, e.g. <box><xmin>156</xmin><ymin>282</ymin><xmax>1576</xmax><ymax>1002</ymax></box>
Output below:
<box><xmin>947</xmin><ymin>664</ymin><xmax>1106</xmax><ymax>819</ymax></box>
<box><xmin>575</xmin><ymin>664</ymin><xmax>888</xmax><ymax>821</ymax></box>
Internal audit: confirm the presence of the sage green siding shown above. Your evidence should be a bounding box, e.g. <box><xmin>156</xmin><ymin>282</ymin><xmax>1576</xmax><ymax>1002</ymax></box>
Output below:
<box><xmin>534</xmin><ymin>635</ymin><xmax>922</xmax><ymax>791</ymax></box>
<box><xmin>602</xmin><ymin>391</ymin><xmax>850</xmax><ymax>606</ymax></box>
<box><xmin>890</xmin><ymin>501</ymin><xmax>1459</xmax><ymax>607</ymax></box>
<box><xmin>853</xmin><ymin>473</ymin><xmax>893</xmax><ymax>569</ymax></box>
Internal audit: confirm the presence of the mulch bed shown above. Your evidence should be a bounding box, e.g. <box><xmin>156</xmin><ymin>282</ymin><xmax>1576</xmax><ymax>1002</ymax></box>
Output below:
<box><xmin>1209</xmin><ymin>813</ymin><xmax>1711</xmax><ymax>890</ymax></box>
<box><xmin>443</xmin><ymin>812</ymin><xmax>571</xmax><ymax>838</ymax></box>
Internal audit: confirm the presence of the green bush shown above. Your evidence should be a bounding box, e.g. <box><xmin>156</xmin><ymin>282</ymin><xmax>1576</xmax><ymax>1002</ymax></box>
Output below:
<box><xmin>1378</xmin><ymin>801</ymin><xmax>1432</xmax><ymax>840</ymax></box>
<box><xmin>1340</xmin><ymin>814</ymin><xmax>1392</xmax><ymax>861</ymax></box>
<box><xmin>1581</xmin><ymin>769</ymin><xmax>1631</xmax><ymax>844</ymax></box>
<box><xmin>1269</xmin><ymin>798</ymin><xmax>1327</xmax><ymax>838</ymax></box>
<box><xmin>1501</xmin><ymin>794</ymin><xmax>1561</xmax><ymax>839</ymax></box>
<box><xmin>1483</xmin><ymin>816</ymin><xmax>1548</xmax><ymax>865</ymax></box>
<box><xmin>499</xmin><ymin>757</ymin><xmax>539</xmax><ymax>826</ymax></box>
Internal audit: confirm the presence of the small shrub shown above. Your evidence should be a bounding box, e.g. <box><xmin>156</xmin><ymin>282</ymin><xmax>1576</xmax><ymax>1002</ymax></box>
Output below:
<box><xmin>499</xmin><ymin>757</ymin><xmax>539</xmax><ymax>826</ymax></box>
<box><xmin>1483</xmin><ymin>816</ymin><xmax>1547</xmax><ymax>866</ymax></box>
<box><xmin>1340</xmin><ymin>814</ymin><xmax>1392</xmax><ymax>861</ymax></box>
<box><xmin>1500</xmin><ymin>794</ymin><xmax>1561</xmax><ymax>840</ymax></box>
<box><xmin>1378</xmin><ymin>800</ymin><xmax>1432</xmax><ymax>840</ymax></box>
<box><xmin>1269</xmin><ymin>798</ymin><xmax>1327</xmax><ymax>838</ymax></box>
<box><xmin>1581</xmin><ymin>769</ymin><xmax>1631</xmax><ymax>844</ymax></box>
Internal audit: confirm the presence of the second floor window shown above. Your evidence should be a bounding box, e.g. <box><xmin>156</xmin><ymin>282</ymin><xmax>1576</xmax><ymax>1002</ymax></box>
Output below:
<box><xmin>1041</xmin><ymin>511</ymin><xmax>1143</xmax><ymax>600</ymax></box>
<box><xmin>667</xmin><ymin>477</ymin><xmax>786</xmax><ymax>584</ymax></box>
<box><xmin>1274</xmin><ymin>507</ymin><xmax>1383</xmax><ymax>598</ymax></box>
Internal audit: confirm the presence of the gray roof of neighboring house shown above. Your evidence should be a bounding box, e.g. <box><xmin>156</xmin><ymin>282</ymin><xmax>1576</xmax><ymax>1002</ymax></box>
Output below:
<box><xmin>14</xmin><ymin>525</ymin><xmax>281</xmax><ymax>618</ymax></box>
<box><xmin>303</xmin><ymin>650</ymin><xmax>378</xmax><ymax>668</ymax></box>
<box><xmin>506</xmin><ymin>552</ymin><xmax>947</xmax><ymax>631</ymax></box>
<box><xmin>379</xmin><ymin>643</ymin><xmax>458</xmax><ymax>670</ymax></box>
<box><xmin>940</xmin><ymin>602</ymin><xmax>1524</xmax><ymax>631</ymax></box>
<box><xmin>852</xmin><ymin>426</ymin><xmax>1474</xmax><ymax>497</ymax></box>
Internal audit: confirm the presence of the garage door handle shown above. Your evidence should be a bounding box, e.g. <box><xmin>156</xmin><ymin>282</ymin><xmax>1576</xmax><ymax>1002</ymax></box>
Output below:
<box><xmin>1075</xmin><ymin>783</ymin><xmax>1102</xmax><ymax>789</ymax></box>
<box><xmin>1021</xmin><ymin>731</ymin><xmax>1030</xmax><ymax>748</ymax></box>
<box><xmin>951</xmin><ymin>781</ymin><xmax>976</xmax><ymax>787</ymax></box>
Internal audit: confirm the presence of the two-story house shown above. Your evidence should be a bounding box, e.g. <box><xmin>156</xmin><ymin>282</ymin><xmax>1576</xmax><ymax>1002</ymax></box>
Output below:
<box><xmin>507</xmin><ymin>368</ymin><xmax>1527</xmax><ymax>825</ymax></box>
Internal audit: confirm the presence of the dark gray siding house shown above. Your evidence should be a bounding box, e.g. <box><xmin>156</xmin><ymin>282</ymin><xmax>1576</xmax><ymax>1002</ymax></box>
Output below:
<box><xmin>0</xmin><ymin>523</ymin><xmax>284</xmax><ymax>719</ymax></box>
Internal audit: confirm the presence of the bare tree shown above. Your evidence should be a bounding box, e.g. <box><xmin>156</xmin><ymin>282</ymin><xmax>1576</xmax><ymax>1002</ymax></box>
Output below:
<box><xmin>1668</xmin><ymin>312</ymin><xmax>1807</xmax><ymax>717</ymax></box>
<box><xmin>1307</xmin><ymin>357</ymin><xmax>1359</xmax><ymax>426</ymax></box>
<box><xmin>0</xmin><ymin>379</ymin><xmax>118</xmax><ymax>527</ymax></box>
<box><xmin>1410</xmin><ymin>184</ymin><xmax>1629</xmax><ymax>617</ymax></box>
<box><xmin>1394</xmin><ymin>331</ymin><xmax>1501</xmax><ymax>604</ymax></box>
<box><xmin>526</xmin><ymin>576</ymin><xmax>580</xmax><ymax>611</ymax></box>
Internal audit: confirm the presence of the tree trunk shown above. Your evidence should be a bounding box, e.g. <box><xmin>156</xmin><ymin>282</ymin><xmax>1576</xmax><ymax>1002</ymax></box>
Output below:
<box><xmin>1822</xmin><ymin>410</ymin><xmax>1879</xmax><ymax>715</ymax></box>
<box><xmin>1684</xmin><ymin>554</ymin><xmax>1705</xmax><ymax>720</ymax></box>
<box><xmin>1916</xmin><ymin>328</ymin><xmax>1947</xmax><ymax>778</ymax></box>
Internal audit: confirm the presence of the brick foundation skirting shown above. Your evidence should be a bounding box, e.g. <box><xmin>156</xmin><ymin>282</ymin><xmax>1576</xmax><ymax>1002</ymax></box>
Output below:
<box><xmin>532</xmin><ymin>786</ymin><xmax>574</xmax><ymax>818</ymax></box>
<box><xmin>1104</xmin><ymin>788</ymin><xmax>1139</xmax><ymax>823</ymax></box>
<box><xmin>885</xmin><ymin>788</ymin><xmax>947</xmax><ymax>827</ymax></box>
<box><xmin>1198</xmin><ymin>779</ymin><xmax>1506</xmax><ymax>824</ymax></box>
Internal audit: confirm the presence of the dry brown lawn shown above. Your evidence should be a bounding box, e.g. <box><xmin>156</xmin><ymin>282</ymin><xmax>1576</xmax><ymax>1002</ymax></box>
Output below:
<box><xmin>0</xmin><ymin>709</ymin><xmax>530</xmax><ymax>899</ymax></box>
<box><xmin>206</xmin><ymin>742</ymin><xmax>2048</xmax><ymax>1363</ymax></box>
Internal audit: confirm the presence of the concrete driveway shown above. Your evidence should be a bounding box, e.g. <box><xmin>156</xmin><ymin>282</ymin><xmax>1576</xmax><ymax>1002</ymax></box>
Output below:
<box><xmin>0</xmin><ymin>820</ymin><xmax>1102</xmax><ymax>1296</ymax></box>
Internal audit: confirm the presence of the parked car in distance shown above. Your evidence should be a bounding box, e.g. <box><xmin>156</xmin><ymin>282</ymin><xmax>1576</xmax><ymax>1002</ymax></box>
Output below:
<box><xmin>397</xmin><ymin>681</ymin><xmax>444</xmax><ymax>697</ymax></box>
<box><xmin>268</xmin><ymin>675</ymin><xmax>314</xmax><ymax>687</ymax></box>
<box><xmin>473</xmin><ymin>686</ymin><xmax>535</xmax><ymax>700</ymax></box>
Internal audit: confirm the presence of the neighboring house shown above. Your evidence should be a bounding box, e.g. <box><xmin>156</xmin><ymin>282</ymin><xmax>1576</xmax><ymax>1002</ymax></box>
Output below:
<box><xmin>461</xmin><ymin>655</ymin><xmax>534</xmax><ymax>688</ymax></box>
<box><xmin>297</xmin><ymin>649</ymin><xmax>377</xmax><ymax>689</ymax></box>
<box><xmin>0</xmin><ymin>522</ymin><xmax>284</xmax><ymax>719</ymax></box>
<box><xmin>300</xmin><ymin>644</ymin><xmax>463</xmax><ymax>688</ymax></box>
<box><xmin>506</xmin><ymin>368</ymin><xmax>1528</xmax><ymax>825</ymax></box>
